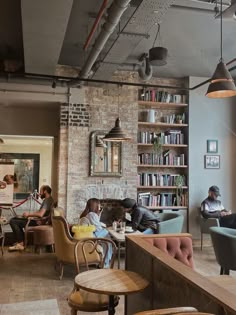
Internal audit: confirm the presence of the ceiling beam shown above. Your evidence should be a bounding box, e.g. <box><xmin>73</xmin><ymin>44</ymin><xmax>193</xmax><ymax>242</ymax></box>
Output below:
<box><xmin>21</xmin><ymin>0</ymin><xmax>73</xmax><ymax>75</ymax></box>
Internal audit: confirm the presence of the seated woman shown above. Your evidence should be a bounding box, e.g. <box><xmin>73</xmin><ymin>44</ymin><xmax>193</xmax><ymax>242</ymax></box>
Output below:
<box><xmin>80</xmin><ymin>198</ymin><xmax>111</xmax><ymax>267</ymax></box>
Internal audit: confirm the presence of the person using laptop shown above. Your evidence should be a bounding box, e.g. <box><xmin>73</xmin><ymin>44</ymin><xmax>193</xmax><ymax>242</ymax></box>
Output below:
<box><xmin>9</xmin><ymin>185</ymin><xmax>54</xmax><ymax>251</ymax></box>
<box><xmin>201</xmin><ymin>185</ymin><xmax>236</xmax><ymax>228</ymax></box>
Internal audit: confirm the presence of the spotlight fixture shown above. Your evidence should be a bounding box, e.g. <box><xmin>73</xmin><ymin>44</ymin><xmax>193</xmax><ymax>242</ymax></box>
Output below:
<box><xmin>206</xmin><ymin>0</ymin><xmax>236</xmax><ymax>98</ymax></box>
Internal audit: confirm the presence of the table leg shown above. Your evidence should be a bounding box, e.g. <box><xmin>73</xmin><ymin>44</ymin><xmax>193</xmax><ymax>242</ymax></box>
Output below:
<box><xmin>108</xmin><ymin>295</ymin><xmax>115</xmax><ymax>315</ymax></box>
<box><xmin>118</xmin><ymin>241</ymin><xmax>120</xmax><ymax>269</ymax></box>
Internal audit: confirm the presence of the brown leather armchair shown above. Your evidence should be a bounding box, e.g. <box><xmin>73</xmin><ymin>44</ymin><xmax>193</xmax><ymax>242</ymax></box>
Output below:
<box><xmin>52</xmin><ymin>216</ymin><xmax>101</xmax><ymax>280</ymax></box>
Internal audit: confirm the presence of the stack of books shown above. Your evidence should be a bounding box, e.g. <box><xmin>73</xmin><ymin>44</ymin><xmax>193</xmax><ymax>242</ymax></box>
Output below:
<box><xmin>139</xmin><ymin>88</ymin><xmax>187</xmax><ymax>104</ymax></box>
<box><xmin>138</xmin><ymin>173</ymin><xmax>186</xmax><ymax>187</ymax></box>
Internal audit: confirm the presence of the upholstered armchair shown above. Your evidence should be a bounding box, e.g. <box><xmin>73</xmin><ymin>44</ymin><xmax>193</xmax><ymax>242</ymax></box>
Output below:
<box><xmin>52</xmin><ymin>216</ymin><xmax>100</xmax><ymax>280</ymax></box>
<box><xmin>156</xmin><ymin>213</ymin><xmax>184</xmax><ymax>234</ymax></box>
<box><xmin>210</xmin><ymin>226</ymin><xmax>236</xmax><ymax>275</ymax></box>
<box><xmin>199</xmin><ymin>208</ymin><xmax>220</xmax><ymax>250</ymax></box>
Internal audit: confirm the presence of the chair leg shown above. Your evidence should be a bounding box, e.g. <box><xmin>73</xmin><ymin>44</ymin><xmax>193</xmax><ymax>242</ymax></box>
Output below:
<box><xmin>1</xmin><ymin>236</ymin><xmax>5</xmax><ymax>256</ymax></box>
<box><xmin>59</xmin><ymin>262</ymin><xmax>64</xmax><ymax>280</ymax></box>
<box><xmin>220</xmin><ymin>267</ymin><xmax>224</xmax><ymax>275</ymax></box>
<box><xmin>71</xmin><ymin>308</ymin><xmax>77</xmax><ymax>315</ymax></box>
<box><xmin>201</xmin><ymin>232</ymin><xmax>203</xmax><ymax>250</ymax></box>
<box><xmin>225</xmin><ymin>269</ymin><xmax>230</xmax><ymax>275</ymax></box>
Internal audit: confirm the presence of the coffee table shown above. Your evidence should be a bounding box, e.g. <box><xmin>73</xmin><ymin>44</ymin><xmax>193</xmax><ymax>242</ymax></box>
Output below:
<box><xmin>108</xmin><ymin>228</ymin><xmax>141</xmax><ymax>268</ymax></box>
<box><xmin>74</xmin><ymin>269</ymin><xmax>149</xmax><ymax>315</ymax></box>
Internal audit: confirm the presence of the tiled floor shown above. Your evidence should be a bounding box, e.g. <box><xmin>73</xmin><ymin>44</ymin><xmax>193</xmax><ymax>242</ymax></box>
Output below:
<box><xmin>0</xmin><ymin>245</ymin><xmax>235</xmax><ymax>315</ymax></box>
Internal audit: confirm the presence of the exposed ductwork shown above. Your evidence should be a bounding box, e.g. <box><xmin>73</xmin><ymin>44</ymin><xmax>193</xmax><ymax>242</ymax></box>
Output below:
<box><xmin>138</xmin><ymin>55</ymin><xmax>153</xmax><ymax>81</ymax></box>
<box><xmin>78</xmin><ymin>0</ymin><xmax>132</xmax><ymax>80</ymax></box>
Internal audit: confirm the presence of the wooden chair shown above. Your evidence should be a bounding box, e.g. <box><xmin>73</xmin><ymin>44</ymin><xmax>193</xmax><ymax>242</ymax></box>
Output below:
<box><xmin>133</xmin><ymin>307</ymin><xmax>199</xmax><ymax>315</ymax></box>
<box><xmin>68</xmin><ymin>238</ymin><xmax>119</xmax><ymax>314</ymax></box>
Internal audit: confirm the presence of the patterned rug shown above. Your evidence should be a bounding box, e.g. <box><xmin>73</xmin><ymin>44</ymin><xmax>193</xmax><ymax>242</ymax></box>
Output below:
<box><xmin>0</xmin><ymin>299</ymin><xmax>60</xmax><ymax>315</ymax></box>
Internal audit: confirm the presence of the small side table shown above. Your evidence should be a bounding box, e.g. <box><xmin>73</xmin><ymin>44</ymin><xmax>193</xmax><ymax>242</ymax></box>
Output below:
<box><xmin>108</xmin><ymin>228</ymin><xmax>141</xmax><ymax>268</ymax></box>
<box><xmin>74</xmin><ymin>269</ymin><xmax>149</xmax><ymax>315</ymax></box>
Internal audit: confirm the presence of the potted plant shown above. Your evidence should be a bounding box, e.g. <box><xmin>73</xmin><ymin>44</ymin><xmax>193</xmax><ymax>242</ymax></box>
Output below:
<box><xmin>174</xmin><ymin>175</ymin><xmax>185</xmax><ymax>206</ymax></box>
<box><xmin>176</xmin><ymin>113</ymin><xmax>185</xmax><ymax>124</ymax></box>
<box><xmin>152</xmin><ymin>137</ymin><xmax>163</xmax><ymax>155</ymax></box>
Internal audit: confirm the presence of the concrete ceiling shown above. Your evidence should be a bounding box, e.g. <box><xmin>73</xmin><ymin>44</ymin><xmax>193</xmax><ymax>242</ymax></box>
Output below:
<box><xmin>0</xmin><ymin>0</ymin><xmax>236</xmax><ymax>80</ymax></box>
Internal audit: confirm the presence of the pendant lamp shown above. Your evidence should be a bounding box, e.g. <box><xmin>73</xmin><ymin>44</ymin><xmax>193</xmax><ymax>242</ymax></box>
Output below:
<box><xmin>149</xmin><ymin>23</ymin><xmax>168</xmax><ymax>66</ymax></box>
<box><xmin>103</xmin><ymin>86</ymin><xmax>131</xmax><ymax>142</ymax></box>
<box><xmin>206</xmin><ymin>0</ymin><xmax>236</xmax><ymax>98</ymax></box>
<box><xmin>103</xmin><ymin>118</ymin><xmax>132</xmax><ymax>142</ymax></box>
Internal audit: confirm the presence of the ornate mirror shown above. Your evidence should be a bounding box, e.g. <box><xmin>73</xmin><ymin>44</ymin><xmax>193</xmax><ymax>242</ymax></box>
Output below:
<box><xmin>90</xmin><ymin>131</ymin><xmax>122</xmax><ymax>177</ymax></box>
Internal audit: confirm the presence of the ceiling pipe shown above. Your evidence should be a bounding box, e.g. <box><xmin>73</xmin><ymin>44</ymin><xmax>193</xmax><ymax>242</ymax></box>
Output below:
<box><xmin>83</xmin><ymin>0</ymin><xmax>109</xmax><ymax>51</ymax></box>
<box><xmin>74</xmin><ymin>0</ymin><xmax>132</xmax><ymax>83</ymax></box>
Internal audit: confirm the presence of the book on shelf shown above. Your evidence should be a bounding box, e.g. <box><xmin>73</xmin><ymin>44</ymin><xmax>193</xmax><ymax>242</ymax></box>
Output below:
<box><xmin>138</xmin><ymin>152</ymin><xmax>185</xmax><ymax>166</ymax></box>
<box><xmin>138</xmin><ymin>88</ymin><xmax>187</xmax><ymax>104</ymax></box>
<box><xmin>138</xmin><ymin>130</ymin><xmax>185</xmax><ymax>145</ymax></box>
<box><xmin>138</xmin><ymin>173</ymin><xmax>186</xmax><ymax>187</ymax></box>
<box><xmin>138</xmin><ymin>192</ymin><xmax>187</xmax><ymax>207</ymax></box>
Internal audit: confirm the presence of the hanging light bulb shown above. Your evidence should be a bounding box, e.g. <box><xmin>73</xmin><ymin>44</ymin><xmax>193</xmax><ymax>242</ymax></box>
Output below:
<box><xmin>206</xmin><ymin>0</ymin><xmax>236</xmax><ymax>98</ymax></box>
<box><xmin>103</xmin><ymin>85</ymin><xmax>131</xmax><ymax>142</ymax></box>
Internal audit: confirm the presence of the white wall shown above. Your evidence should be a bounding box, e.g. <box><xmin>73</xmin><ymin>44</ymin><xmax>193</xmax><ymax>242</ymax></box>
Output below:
<box><xmin>189</xmin><ymin>76</ymin><xmax>236</xmax><ymax>239</ymax></box>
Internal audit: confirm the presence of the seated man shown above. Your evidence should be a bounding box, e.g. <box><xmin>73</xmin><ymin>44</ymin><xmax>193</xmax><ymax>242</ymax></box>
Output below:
<box><xmin>201</xmin><ymin>185</ymin><xmax>236</xmax><ymax>228</ymax></box>
<box><xmin>121</xmin><ymin>198</ymin><xmax>159</xmax><ymax>234</ymax></box>
<box><xmin>9</xmin><ymin>185</ymin><xmax>54</xmax><ymax>251</ymax></box>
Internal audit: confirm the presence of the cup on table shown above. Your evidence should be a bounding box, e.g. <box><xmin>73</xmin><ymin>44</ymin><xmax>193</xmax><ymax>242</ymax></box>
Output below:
<box><xmin>112</xmin><ymin>221</ymin><xmax>117</xmax><ymax>231</ymax></box>
<box><xmin>120</xmin><ymin>222</ymin><xmax>126</xmax><ymax>232</ymax></box>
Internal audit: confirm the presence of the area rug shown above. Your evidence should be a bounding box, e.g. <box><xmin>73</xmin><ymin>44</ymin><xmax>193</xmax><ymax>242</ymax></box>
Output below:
<box><xmin>0</xmin><ymin>299</ymin><xmax>60</xmax><ymax>315</ymax></box>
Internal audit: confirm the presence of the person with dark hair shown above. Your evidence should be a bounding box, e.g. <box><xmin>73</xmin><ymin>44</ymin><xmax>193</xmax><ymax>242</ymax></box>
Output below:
<box><xmin>201</xmin><ymin>185</ymin><xmax>236</xmax><ymax>228</ymax></box>
<box><xmin>80</xmin><ymin>198</ymin><xmax>111</xmax><ymax>267</ymax></box>
<box><xmin>8</xmin><ymin>185</ymin><xmax>54</xmax><ymax>251</ymax></box>
<box><xmin>121</xmin><ymin>198</ymin><xmax>159</xmax><ymax>234</ymax></box>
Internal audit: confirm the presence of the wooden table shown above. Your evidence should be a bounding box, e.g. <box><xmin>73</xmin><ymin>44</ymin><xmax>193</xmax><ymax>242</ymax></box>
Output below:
<box><xmin>108</xmin><ymin>228</ymin><xmax>141</xmax><ymax>268</ymax></box>
<box><xmin>208</xmin><ymin>275</ymin><xmax>236</xmax><ymax>293</ymax></box>
<box><xmin>74</xmin><ymin>269</ymin><xmax>149</xmax><ymax>315</ymax></box>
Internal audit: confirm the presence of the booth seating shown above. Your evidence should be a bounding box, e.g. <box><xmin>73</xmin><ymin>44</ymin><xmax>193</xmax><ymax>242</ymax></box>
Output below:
<box><xmin>125</xmin><ymin>233</ymin><xmax>236</xmax><ymax>315</ymax></box>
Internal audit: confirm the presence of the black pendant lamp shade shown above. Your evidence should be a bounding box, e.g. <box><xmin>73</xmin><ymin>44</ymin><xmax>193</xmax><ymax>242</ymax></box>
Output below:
<box><xmin>149</xmin><ymin>47</ymin><xmax>168</xmax><ymax>66</ymax></box>
<box><xmin>206</xmin><ymin>61</ymin><xmax>236</xmax><ymax>98</ymax></box>
<box><xmin>103</xmin><ymin>118</ymin><xmax>131</xmax><ymax>142</ymax></box>
<box><xmin>206</xmin><ymin>0</ymin><xmax>236</xmax><ymax>98</ymax></box>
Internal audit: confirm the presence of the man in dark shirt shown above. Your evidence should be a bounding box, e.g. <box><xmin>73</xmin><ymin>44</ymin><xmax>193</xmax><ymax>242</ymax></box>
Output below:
<box><xmin>9</xmin><ymin>185</ymin><xmax>54</xmax><ymax>251</ymax></box>
<box><xmin>201</xmin><ymin>185</ymin><xmax>236</xmax><ymax>228</ymax></box>
<box><xmin>121</xmin><ymin>198</ymin><xmax>159</xmax><ymax>233</ymax></box>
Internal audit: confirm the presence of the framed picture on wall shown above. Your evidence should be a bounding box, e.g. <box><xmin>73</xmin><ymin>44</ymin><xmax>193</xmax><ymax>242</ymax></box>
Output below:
<box><xmin>204</xmin><ymin>155</ymin><xmax>220</xmax><ymax>169</ymax></box>
<box><xmin>0</xmin><ymin>153</ymin><xmax>40</xmax><ymax>199</ymax></box>
<box><xmin>207</xmin><ymin>139</ymin><xmax>218</xmax><ymax>153</ymax></box>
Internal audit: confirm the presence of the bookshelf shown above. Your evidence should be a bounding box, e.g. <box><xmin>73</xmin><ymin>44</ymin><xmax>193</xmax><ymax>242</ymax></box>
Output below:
<box><xmin>137</xmin><ymin>86</ymin><xmax>189</xmax><ymax>231</ymax></box>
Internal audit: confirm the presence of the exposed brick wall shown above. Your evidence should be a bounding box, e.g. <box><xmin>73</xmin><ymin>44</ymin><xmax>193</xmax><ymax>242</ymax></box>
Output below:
<box><xmin>58</xmin><ymin>71</ymin><xmax>186</xmax><ymax>223</ymax></box>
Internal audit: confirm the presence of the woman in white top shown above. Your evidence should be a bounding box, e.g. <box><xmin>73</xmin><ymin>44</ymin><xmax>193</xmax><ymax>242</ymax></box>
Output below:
<box><xmin>80</xmin><ymin>198</ymin><xmax>111</xmax><ymax>266</ymax></box>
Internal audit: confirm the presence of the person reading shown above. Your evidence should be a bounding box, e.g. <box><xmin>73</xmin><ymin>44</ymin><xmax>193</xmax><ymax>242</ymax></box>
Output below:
<box><xmin>201</xmin><ymin>185</ymin><xmax>236</xmax><ymax>228</ymax></box>
<box><xmin>9</xmin><ymin>185</ymin><xmax>54</xmax><ymax>251</ymax></box>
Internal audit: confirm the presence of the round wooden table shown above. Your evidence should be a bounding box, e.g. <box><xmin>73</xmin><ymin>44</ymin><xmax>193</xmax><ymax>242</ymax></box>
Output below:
<box><xmin>74</xmin><ymin>269</ymin><xmax>149</xmax><ymax>315</ymax></box>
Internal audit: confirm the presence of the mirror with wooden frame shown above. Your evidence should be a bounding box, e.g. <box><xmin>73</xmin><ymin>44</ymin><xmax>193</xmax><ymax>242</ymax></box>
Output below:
<box><xmin>90</xmin><ymin>131</ymin><xmax>122</xmax><ymax>177</ymax></box>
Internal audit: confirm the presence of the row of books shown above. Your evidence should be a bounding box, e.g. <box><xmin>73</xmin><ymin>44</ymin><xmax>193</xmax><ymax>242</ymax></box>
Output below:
<box><xmin>138</xmin><ymin>173</ymin><xmax>186</xmax><ymax>187</ymax></box>
<box><xmin>138</xmin><ymin>131</ymin><xmax>185</xmax><ymax>145</ymax></box>
<box><xmin>162</xmin><ymin>113</ymin><xmax>186</xmax><ymax>124</ymax></box>
<box><xmin>138</xmin><ymin>192</ymin><xmax>187</xmax><ymax>207</ymax></box>
<box><xmin>139</xmin><ymin>89</ymin><xmax>187</xmax><ymax>104</ymax></box>
<box><xmin>138</xmin><ymin>151</ymin><xmax>185</xmax><ymax>166</ymax></box>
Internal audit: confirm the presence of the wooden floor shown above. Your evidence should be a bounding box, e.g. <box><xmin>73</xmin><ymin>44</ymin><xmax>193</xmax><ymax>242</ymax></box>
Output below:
<box><xmin>0</xmin><ymin>245</ymin><xmax>235</xmax><ymax>314</ymax></box>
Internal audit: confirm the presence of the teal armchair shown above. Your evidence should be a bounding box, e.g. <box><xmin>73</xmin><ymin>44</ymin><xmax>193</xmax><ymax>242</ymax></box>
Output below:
<box><xmin>156</xmin><ymin>212</ymin><xmax>184</xmax><ymax>234</ymax></box>
<box><xmin>210</xmin><ymin>226</ymin><xmax>236</xmax><ymax>275</ymax></box>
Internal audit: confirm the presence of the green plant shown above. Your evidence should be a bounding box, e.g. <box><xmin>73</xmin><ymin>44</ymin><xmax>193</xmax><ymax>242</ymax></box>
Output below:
<box><xmin>175</xmin><ymin>175</ymin><xmax>185</xmax><ymax>206</ymax></box>
<box><xmin>176</xmin><ymin>113</ymin><xmax>185</xmax><ymax>123</ymax></box>
<box><xmin>152</xmin><ymin>137</ymin><xmax>162</xmax><ymax>155</ymax></box>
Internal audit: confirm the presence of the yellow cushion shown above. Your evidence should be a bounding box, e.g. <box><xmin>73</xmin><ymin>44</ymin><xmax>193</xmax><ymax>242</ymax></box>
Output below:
<box><xmin>68</xmin><ymin>290</ymin><xmax>119</xmax><ymax>311</ymax></box>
